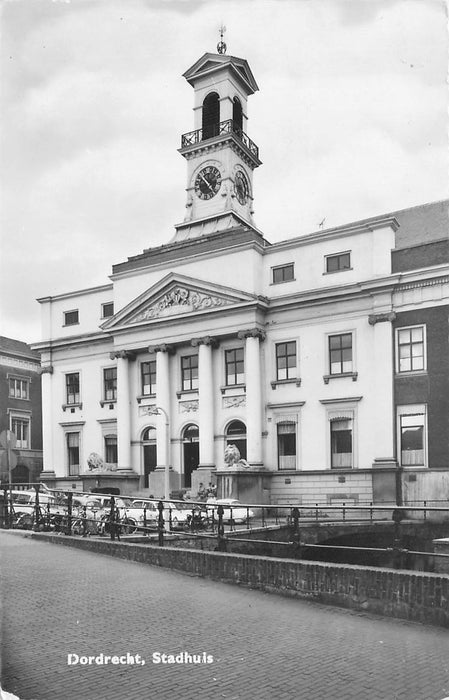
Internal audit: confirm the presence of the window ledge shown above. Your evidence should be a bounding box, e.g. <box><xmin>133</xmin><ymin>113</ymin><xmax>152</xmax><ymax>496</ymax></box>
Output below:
<box><xmin>220</xmin><ymin>384</ymin><xmax>246</xmax><ymax>395</ymax></box>
<box><xmin>395</xmin><ymin>370</ymin><xmax>428</xmax><ymax>378</ymax></box>
<box><xmin>136</xmin><ymin>394</ymin><xmax>156</xmax><ymax>404</ymax></box>
<box><xmin>269</xmin><ymin>279</ymin><xmax>296</xmax><ymax>286</ymax></box>
<box><xmin>322</xmin><ymin>268</ymin><xmax>353</xmax><ymax>275</ymax></box>
<box><xmin>8</xmin><ymin>397</ymin><xmax>30</xmax><ymax>401</ymax></box>
<box><xmin>100</xmin><ymin>399</ymin><xmax>117</xmax><ymax>408</ymax></box>
<box><xmin>176</xmin><ymin>389</ymin><xmax>199</xmax><ymax>399</ymax></box>
<box><xmin>62</xmin><ymin>403</ymin><xmax>83</xmax><ymax>411</ymax></box>
<box><xmin>323</xmin><ymin>372</ymin><xmax>358</xmax><ymax>384</ymax></box>
<box><xmin>271</xmin><ymin>378</ymin><xmax>301</xmax><ymax>389</ymax></box>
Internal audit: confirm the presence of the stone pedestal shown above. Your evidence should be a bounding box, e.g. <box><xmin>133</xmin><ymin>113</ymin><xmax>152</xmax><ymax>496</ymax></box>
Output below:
<box><xmin>191</xmin><ymin>467</ymin><xmax>216</xmax><ymax>498</ymax></box>
<box><xmin>81</xmin><ymin>471</ymin><xmax>140</xmax><ymax>496</ymax></box>
<box><xmin>149</xmin><ymin>468</ymin><xmax>179</xmax><ymax>499</ymax></box>
<box><xmin>216</xmin><ymin>469</ymin><xmax>271</xmax><ymax>504</ymax></box>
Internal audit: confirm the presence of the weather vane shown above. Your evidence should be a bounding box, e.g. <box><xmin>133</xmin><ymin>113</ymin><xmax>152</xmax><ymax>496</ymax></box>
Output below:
<box><xmin>217</xmin><ymin>24</ymin><xmax>227</xmax><ymax>54</ymax></box>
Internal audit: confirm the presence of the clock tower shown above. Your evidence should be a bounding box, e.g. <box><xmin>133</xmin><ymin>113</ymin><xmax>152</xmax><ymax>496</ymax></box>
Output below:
<box><xmin>173</xmin><ymin>42</ymin><xmax>262</xmax><ymax>241</ymax></box>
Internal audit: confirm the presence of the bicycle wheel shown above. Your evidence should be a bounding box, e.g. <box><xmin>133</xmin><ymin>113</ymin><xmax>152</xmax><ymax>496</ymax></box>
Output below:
<box><xmin>121</xmin><ymin>517</ymin><xmax>137</xmax><ymax>535</ymax></box>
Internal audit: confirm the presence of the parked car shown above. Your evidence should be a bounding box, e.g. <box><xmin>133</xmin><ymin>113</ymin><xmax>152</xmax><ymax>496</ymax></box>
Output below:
<box><xmin>205</xmin><ymin>498</ymin><xmax>255</xmax><ymax>524</ymax></box>
<box><xmin>129</xmin><ymin>499</ymin><xmax>190</xmax><ymax>530</ymax></box>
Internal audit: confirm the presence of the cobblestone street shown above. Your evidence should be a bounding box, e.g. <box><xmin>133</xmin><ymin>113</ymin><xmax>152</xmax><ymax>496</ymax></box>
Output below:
<box><xmin>1</xmin><ymin>531</ymin><xmax>448</xmax><ymax>700</ymax></box>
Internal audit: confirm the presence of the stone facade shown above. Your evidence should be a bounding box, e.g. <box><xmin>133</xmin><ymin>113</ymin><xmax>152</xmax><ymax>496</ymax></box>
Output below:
<box><xmin>32</xmin><ymin>47</ymin><xmax>449</xmax><ymax>507</ymax></box>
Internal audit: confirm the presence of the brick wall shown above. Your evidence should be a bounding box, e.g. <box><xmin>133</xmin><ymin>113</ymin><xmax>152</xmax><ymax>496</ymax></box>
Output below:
<box><xmin>30</xmin><ymin>533</ymin><xmax>449</xmax><ymax>628</ymax></box>
<box><xmin>394</xmin><ymin>306</ymin><xmax>449</xmax><ymax>469</ymax></box>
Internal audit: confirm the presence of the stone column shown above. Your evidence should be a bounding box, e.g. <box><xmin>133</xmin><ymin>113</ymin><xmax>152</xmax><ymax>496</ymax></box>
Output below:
<box><xmin>112</xmin><ymin>351</ymin><xmax>134</xmax><ymax>471</ymax></box>
<box><xmin>192</xmin><ymin>336</ymin><xmax>217</xmax><ymax>467</ymax></box>
<box><xmin>39</xmin><ymin>365</ymin><xmax>55</xmax><ymax>477</ymax></box>
<box><xmin>368</xmin><ymin>313</ymin><xmax>396</xmax><ymax>465</ymax></box>
<box><xmin>238</xmin><ymin>329</ymin><xmax>266</xmax><ymax>466</ymax></box>
<box><xmin>150</xmin><ymin>345</ymin><xmax>171</xmax><ymax>469</ymax></box>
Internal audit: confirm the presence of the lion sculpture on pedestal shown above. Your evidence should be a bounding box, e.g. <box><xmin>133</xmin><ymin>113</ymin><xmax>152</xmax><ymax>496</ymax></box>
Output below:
<box><xmin>224</xmin><ymin>444</ymin><xmax>250</xmax><ymax>469</ymax></box>
<box><xmin>86</xmin><ymin>452</ymin><xmax>117</xmax><ymax>473</ymax></box>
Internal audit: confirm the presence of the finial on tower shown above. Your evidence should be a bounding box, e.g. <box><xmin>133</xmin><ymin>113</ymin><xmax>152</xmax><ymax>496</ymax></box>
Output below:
<box><xmin>217</xmin><ymin>24</ymin><xmax>227</xmax><ymax>54</ymax></box>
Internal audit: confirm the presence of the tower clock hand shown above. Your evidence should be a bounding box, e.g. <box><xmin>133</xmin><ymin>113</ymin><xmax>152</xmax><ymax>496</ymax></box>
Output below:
<box><xmin>199</xmin><ymin>172</ymin><xmax>213</xmax><ymax>191</ymax></box>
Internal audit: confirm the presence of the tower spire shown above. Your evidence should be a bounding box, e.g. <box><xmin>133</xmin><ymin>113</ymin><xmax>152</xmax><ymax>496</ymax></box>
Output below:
<box><xmin>217</xmin><ymin>24</ymin><xmax>227</xmax><ymax>54</ymax></box>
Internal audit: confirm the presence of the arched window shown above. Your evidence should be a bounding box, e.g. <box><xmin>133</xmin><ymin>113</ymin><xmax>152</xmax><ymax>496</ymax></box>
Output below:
<box><xmin>202</xmin><ymin>92</ymin><xmax>220</xmax><ymax>140</ymax></box>
<box><xmin>142</xmin><ymin>426</ymin><xmax>156</xmax><ymax>443</ymax></box>
<box><xmin>232</xmin><ymin>97</ymin><xmax>243</xmax><ymax>134</ymax></box>
<box><xmin>226</xmin><ymin>420</ymin><xmax>247</xmax><ymax>461</ymax></box>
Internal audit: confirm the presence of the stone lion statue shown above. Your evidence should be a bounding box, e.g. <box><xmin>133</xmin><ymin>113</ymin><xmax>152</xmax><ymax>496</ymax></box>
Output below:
<box><xmin>224</xmin><ymin>444</ymin><xmax>250</xmax><ymax>469</ymax></box>
<box><xmin>86</xmin><ymin>452</ymin><xmax>117</xmax><ymax>473</ymax></box>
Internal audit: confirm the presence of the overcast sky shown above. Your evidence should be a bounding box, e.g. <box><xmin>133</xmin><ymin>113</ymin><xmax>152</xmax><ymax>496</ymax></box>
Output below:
<box><xmin>1</xmin><ymin>0</ymin><xmax>448</xmax><ymax>344</ymax></box>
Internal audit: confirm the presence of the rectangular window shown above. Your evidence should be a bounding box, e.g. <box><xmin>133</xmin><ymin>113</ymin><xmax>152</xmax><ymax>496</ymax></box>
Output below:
<box><xmin>141</xmin><ymin>360</ymin><xmax>156</xmax><ymax>396</ymax></box>
<box><xmin>276</xmin><ymin>342</ymin><xmax>297</xmax><ymax>380</ymax></box>
<box><xmin>9</xmin><ymin>377</ymin><xmax>29</xmax><ymax>399</ymax></box>
<box><xmin>329</xmin><ymin>333</ymin><xmax>353</xmax><ymax>374</ymax></box>
<box><xmin>64</xmin><ymin>310</ymin><xmax>79</xmax><ymax>326</ymax></box>
<box><xmin>326</xmin><ymin>252</ymin><xmax>351</xmax><ymax>273</ymax></box>
<box><xmin>10</xmin><ymin>417</ymin><xmax>30</xmax><ymax>449</ymax></box>
<box><xmin>67</xmin><ymin>432</ymin><xmax>80</xmax><ymax>475</ymax></box>
<box><xmin>101</xmin><ymin>302</ymin><xmax>114</xmax><ymax>318</ymax></box>
<box><xmin>181</xmin><ymin>355</ymin><xmax>198</xmax><ymax>391</ymax></box>
<box><xmin>66</xmin><ymin>373</ymin><xmax>80</xmax><ymax>404</ymax></box>
<box><xmin>277</xmin><ymin>423</ymin><xmax>296</xmax><ymax>470</ymax></box>
<box><xmin>331</xmin><ymin>419</ymin><xmax>352</xmax><ymax>468</ymax></box>
<box><xmin>399</xmin><ymin>412</ymin><xmax>425</xmax><ymax>466</ymax></box>
<box><xmin>272</xmin><ymin>263</ymin><xmax>294</xmax><ymax>284</ymax></box>
<box><xmin>105</xmin><ymin>435</ymin><xmax>118</xmax><ymax>464</ymax></box>
<box><xmin>225</xmin><ymin>348</ymin><xmax>244</xmax><ymax>385</ymax></box>
<box><xmin>103</xmin><ymin>367</ymin><xmax>117</xmax><ymax>401</ymax></box>
<box><xmin>396</xmin><ymin>326</ymin><xmax>425</xmax><ymax>373</ymax></box>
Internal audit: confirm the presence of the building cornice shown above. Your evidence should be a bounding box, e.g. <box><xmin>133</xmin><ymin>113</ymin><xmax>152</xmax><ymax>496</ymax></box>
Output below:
<box><xmin>265</xmin><ymin>216</ymin><xmax>399</xmax><ymax>255</ymax></box>
<box><xmin>31</xmin><ymin>332</ymin><xmax>112</xmax><ymax>354</ymax></box>
<box><xmin>36</xmin><ymin>282</ymin><xmax>113</xmax><ymax>304</ymax></box>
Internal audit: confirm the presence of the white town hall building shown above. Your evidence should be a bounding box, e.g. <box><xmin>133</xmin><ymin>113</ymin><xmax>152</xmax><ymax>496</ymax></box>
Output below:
<box><xmin>33</xmin><ymin>45</ymin><xmax>449</xmax><ymax>507</ymax></box>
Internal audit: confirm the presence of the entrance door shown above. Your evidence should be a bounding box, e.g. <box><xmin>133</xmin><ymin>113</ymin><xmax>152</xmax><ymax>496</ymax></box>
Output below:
<box><xmin>182</xmin><ymin>424</ymin><xmax>199</xmax><ymax>488</ymax></box>
<box><xmin>142</xmin><ymin>427</ymin><xmax>157</xmax><ymax>488</ymax></box>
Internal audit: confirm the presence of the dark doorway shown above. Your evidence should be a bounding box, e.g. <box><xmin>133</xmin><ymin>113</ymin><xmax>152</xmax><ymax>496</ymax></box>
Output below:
<box><xmin>183</xmin><ymin>424</ymin><xmax>199</xmax><ymax>488</ymax></box>
<box><xmin>232</xmin><ymin>96</ymin><xmax>243</xmax><ymax>133</ymax></box>
<box><xmin>142</xmin><ymin>427</ymin><xmax>157</xmax><ymax>488</ymax></box>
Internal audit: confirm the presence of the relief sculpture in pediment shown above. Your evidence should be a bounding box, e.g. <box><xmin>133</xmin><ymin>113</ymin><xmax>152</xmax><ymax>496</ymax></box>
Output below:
<box><xmin>131</xmin><ymin>286</ymin><xmax>227</xmax><ymax>322</ymax></box>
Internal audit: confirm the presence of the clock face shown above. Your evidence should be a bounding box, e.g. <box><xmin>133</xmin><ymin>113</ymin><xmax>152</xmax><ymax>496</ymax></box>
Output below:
<box><xmin>234</xmin><ymin>170</ymin><xmax>249</xmax><ymax>205</ymax></box>
<box><xmin>194</xmin><ymin>166</ymin><xmax>222</xmax><ymax>200</ymax></box>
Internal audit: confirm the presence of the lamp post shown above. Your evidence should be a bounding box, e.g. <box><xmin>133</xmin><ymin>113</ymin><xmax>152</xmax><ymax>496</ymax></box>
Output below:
<box><xmin>147</xmin><ymin>406</ymin><xmax>170</xmax><ymax>500</ymax></box>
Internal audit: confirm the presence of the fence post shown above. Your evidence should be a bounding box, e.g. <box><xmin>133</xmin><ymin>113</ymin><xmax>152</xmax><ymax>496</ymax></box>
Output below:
<box><xmin>143</xmin><ymin>505</ymin><xmax>147</xmax><ymax>533</ymax></box>
<box><xmin>291</xmin><ymin>507</ymin><xmax>301</xmax><ymax>558</ymax></box>
<box><xmin>157</xmin><ymin>500</ymin><xmax>164</xmax><ymax>546</ymax></box>
<box><xmin>3</xmin><ymin>488</ymin><xmax>10</xmax><ymax>528</ymax></box>
<box><xmin>82</xmin><ymin>505</ymin><xmax>88</xmax><ymax>538</ymax></box>
<box><xmin>33</xmin><ymin>485</ymin><xmax>40</xmax><ymax>532</ymax></box>
<box><xmin>66</xmin><ymin>492</ymin><xmax>73</xmax><ymax>535</ymax></box>
<box><xmin>392</xmin><ymin>508</ymin><xmax>404</xmax><ymax>569</ymax></box>
<box><xmin>216</xmin><ymin>504</ymin><xmax>226</xmax><ymax>552</ymax></box>
<box><xmin>46</xmin><ymin>502</ymin><xmax>51</xmax><ymax>531</ymax></box>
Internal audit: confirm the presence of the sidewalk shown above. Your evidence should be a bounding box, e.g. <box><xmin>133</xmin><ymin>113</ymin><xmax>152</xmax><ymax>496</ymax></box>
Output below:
<box><xmin>1</xmin><ymin>531</ymin><xmax>448</xmax><ymax>700</ymax></box>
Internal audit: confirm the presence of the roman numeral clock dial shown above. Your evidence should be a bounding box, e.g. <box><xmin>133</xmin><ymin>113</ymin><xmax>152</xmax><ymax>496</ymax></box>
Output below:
<box><xmin>194</xmin><ymin>166</ymin><xmax>222</xmax><ymax>200</ymax></box>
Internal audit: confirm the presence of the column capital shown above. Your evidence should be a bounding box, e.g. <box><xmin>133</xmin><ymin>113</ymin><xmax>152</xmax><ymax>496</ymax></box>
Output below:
<box><xmin>148</xmin><ymin>344</ymin><xmax>175</xmax><ymax>355</ymax></box>
<box><xmin>191</xmin><ymin>336</ymin><xmax>219</xmax><ymax>348</ymax></box>
<box><xmin>109</xmin><ymin>350</ymin><xmax>136</xmax><ymax>360</ymax></box>
<box><xmin>237</xmin><ymin>328</ymin><xmax>266</xmax><ymax>341</ymax></box>
<box><xmin>39</xmin><ymin>365</ymin><xmax>54</xmax><ymax>375</ymax></box>
<box><xmin>368</xmin><ymin>312</ymin><xmax>396</xmax><ymax>326</ymax></box>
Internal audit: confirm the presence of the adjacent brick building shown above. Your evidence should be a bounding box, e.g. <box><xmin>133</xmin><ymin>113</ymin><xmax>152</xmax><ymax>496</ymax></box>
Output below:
<box><xmin>0</xmin><ymin>336</ymin><xmax>43</xmax><ymax>484</ymax></box>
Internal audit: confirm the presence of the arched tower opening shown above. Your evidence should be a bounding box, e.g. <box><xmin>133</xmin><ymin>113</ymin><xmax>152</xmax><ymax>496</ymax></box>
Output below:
<box><xmin>202</xmin><ymin>92</ymin><xmax>220</xmax><ymax>140</ymax></box>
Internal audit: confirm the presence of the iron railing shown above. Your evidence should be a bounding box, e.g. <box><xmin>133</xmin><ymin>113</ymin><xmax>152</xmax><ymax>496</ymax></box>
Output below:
<box><xmin>181</xmin><ymin>119</ymin><xmax>259</xmax><ymax>159</ymax></box>
<box><xmin>1</xmin><ymin>486</ymin><xmax>449</xmax><ymax>571</ymax></box>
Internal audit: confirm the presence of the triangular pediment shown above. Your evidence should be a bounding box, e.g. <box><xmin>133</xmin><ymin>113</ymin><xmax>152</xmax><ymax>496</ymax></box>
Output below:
<box><xmin>183</xmin><ymin>53</ymin><xmax>258</xmax><ymax>94</ymax></box>
<box><xmin>102</xmin><ymin>273</ymin><xmax>261</xmax><ymax>330</ymax></box>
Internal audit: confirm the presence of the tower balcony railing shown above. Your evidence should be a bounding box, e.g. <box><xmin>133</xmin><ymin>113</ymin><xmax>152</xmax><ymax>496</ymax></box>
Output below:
<box><xmin>181</xmin><ymin>119</ymin><xmax>259</xmax><ymax>159</ymax></box>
